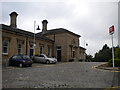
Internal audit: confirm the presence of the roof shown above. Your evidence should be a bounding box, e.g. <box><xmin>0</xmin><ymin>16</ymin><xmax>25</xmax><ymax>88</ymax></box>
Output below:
<box><xmin>1</xmin><ymin>24</ymin><xmax>54</xmax><ymax>43</ymax></box>
<box><xmin>36</xmin><ymin>28</ymin><xmax>81</xmax><ymax>37</ymax></box>
<box><xmin>80</xmin><ymin>46</ymin><xmax>86</xmax><ymax>50</ymax></box>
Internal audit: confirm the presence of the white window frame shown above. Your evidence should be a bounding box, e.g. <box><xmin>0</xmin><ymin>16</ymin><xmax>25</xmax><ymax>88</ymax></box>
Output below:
<box><xmin>18</xmin><ymin>43</ymin><xmax>22</xmax><ymax>54</ymax></box>
<box><xmin>2</xmin><ymin>40</ymin><xmax>9</xmax><ymax>55</ymax></box>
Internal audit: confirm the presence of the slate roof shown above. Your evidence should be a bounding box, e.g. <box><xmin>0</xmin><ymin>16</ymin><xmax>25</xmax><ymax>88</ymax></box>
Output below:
<box><xmin>0</xmin><ymin>24</ymin><xmax>54</xmax><ymax>43</ymax></box>
<box><xmin>36</xmin><ymin>28</ymin><xmax>81</xmax><ymax>37</ymax></box>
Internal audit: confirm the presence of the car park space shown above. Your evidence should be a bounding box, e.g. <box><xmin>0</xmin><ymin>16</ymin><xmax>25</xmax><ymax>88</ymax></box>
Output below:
<box><xmin>3</xmin><ymin>54</ymin><xmax>57</xmax><ymax>69</ymax></box>
<box><xmin>32</xmin><ymin>54</ymin><xmax>57</xmax><ymax>64</ymax></box>
<box><xmin>9</xmin><ymin>54</ymin><xmax>33</xmax><ymax>68</ymax></box>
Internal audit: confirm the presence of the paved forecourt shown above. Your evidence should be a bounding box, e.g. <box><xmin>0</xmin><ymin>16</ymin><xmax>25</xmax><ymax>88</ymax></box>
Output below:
<box><xmin>2</xmin><ymin>62</ymin><xmax>119</xmax><ymax>88</ymax></box>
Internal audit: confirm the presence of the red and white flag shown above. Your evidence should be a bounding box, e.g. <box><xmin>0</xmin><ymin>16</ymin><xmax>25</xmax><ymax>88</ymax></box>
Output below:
<box><xmin>109</xmin><ymin>25</ymin><xmax>114</xmax><ymax>35</ymax></box>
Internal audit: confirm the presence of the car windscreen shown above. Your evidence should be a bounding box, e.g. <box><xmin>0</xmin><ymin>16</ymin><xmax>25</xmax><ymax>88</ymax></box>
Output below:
<box><xmin>12</xmin><ymin>56</ymin><xmax>22</xmax><ymax>60</ymax></box>
<box><xmin>39</xmin><ymin>55</ymin><xmax>45</xmax><ymax>57</ymax></box>
<box><xmin>22</xmin><ymin>55</ymin><xmax>31</xmax><ymax>60</ymax></box>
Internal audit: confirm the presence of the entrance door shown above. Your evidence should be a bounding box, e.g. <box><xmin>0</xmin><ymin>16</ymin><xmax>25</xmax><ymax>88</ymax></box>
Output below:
<box><xmin>30</xmin><ymin>49</ymin><xmax>33</xmax><ymax>57</ymax></box>
<box><xmin>72</xmin><ymin>51</ymin><xmax>75</xmax><ymax>58</ymax></box>
<box><xmin>57</xmin><ymin>47</ymin><xmax>61</xmax><ymax>62</ymax></box>
<box><xmin>30</xmin><ymin>44</ymin><xmax>34</xmax><ymax>57</ymax></box>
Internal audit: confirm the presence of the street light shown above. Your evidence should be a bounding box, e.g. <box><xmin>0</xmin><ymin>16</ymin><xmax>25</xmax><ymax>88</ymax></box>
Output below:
<box><xmin>33</xmin><ymin>20</ymin><xmax>40</xmax><ymax>55</ymax></box>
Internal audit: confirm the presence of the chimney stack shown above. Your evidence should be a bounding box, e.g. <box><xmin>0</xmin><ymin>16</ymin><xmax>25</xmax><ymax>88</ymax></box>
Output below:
<box><xmin>42</xmin><ymin>20</ymin><xmax>48</xmax><ymax>34</ymax></box>
<box><xmin>9</xmin><ymin>11</ymin><xmax>18</xmax><ymax>28</ymax></box>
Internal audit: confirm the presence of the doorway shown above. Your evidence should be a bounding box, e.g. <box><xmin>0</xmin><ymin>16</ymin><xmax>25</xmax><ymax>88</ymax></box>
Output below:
<box><xmin>30</xmin><ymin>44</ymin><xmax>34</xmax><ymax>57</ymax></box>
<box><xmin>56</xmin><ymin>47</ymin><xmax>61</xmax><ymax>62</ymax></box>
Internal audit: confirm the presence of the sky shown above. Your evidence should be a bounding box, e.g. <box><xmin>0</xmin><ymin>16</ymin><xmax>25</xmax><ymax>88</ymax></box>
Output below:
<box><xmin>1</xmin><ymin>0</ymin><xmax>119</xmax><ymax>56</ymax></box>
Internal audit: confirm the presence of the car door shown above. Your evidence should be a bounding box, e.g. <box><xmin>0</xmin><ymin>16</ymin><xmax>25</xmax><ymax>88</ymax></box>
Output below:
<box><xmin>39</xmin><ymin>55</ymin><xmax>45</xmax><ymax>63</ymax></box>
<box><xmin>11</xmin><ymin>55</ymin><xmax>20</xmax><ymax>65</ymax></box>
<box><xmin>34</xmin><ymin>55</ymin><xmax>40</xmax><ymax>62</ymax></box>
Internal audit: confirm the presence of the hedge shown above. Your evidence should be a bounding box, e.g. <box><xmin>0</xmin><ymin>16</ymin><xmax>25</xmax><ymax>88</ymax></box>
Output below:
<box><xmin>108</xmin><ymin>58</ymin><xmax>120</xmax><ymax>67</ymax></box>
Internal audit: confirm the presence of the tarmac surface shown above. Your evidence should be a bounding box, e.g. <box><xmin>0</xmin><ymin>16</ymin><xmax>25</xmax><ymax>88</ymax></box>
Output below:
<box><xmin>2</xmin><ymin>62</ymin><xmax>120</xmax><ymax>89</ymax></box>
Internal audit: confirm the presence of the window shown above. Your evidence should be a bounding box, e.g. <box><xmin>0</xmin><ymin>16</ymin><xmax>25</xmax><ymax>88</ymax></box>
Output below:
<box><xmin>39</xmin><ymin>55</ymin><xmax>45</xmax><ymax>57</ymax></box>
<box><xmin>12</xmin><ymin>55</ymin><xmax>21</xmax><ymax>60</ymax></box>
<box><xmin>2</xmin><ymin>40</ymin><xmax>9</xmax><ymax>55</ymax></box>
<box><xmin>23</xmin><ymin>55</ymin><xmax>30</xmax><ymax>60</ymax></box>
<box><xmin>18</xmin><ymin>43</ymin><xmax>22</xmax><ymax>54</ymax></box>
<box><xmin>40</xmin><ymin>45</ymin><xmax>44</xmax><ymax>54</ymax></box>
<box><xmin>48</xmin><ymin>46</ymin><xmax>51</xmax><ymax>57</ymax></box>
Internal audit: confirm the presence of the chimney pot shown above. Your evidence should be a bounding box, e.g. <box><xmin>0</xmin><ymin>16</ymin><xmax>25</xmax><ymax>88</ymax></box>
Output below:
<box><xmin>42</xmin><ymin>20</ymin><xmax>48</xmax><ymax>34</ymax></box>
<box><xmin>9</xmin><ymin>11</ymin><xmax>18</xmax><ymax>28</ymax></box>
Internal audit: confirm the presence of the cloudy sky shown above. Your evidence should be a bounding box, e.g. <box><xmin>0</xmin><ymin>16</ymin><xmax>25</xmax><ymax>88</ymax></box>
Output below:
<box><xmin>1</xmin><ymin>0</ymin><xmax>119</xmax><ymax>56</ymax></box>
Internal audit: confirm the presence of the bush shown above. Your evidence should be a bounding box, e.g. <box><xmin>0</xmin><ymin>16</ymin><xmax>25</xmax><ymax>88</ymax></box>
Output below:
<box><xmin>108</xmin><ymin>58</ymin><xmax>120</xmax><ymax>67</ymax></box>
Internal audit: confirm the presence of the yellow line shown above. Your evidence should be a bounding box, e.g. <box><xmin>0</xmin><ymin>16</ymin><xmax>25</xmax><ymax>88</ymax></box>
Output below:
<box><xmin>92</xmin><ymin>63</ymin><xmax>120</xmax><ymax>72</ymax></box>
<box><xmin>104</xmin><ymin>86</ymin><xmax>120</xmax><ymax>90</ymax></box>
<box><xmin>111</xmin><ymin>86</ymin><xmax>120</xmax><ymax>88</ymax></box>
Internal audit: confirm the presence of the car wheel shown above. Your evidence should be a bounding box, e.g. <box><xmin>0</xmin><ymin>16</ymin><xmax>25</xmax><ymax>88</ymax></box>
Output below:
<box><xmin>46</xmin><ymin>60</ymin><xmax>50</xmax><ymax>64</ymax></box>
<box><xmin>19</xmin><ymin>63</ymin><xmax>23</xmax><ymax>68</ymax></box>
<box><xmin>29</xmin><ymin>64</ymin><xmax>32</xmax><ymax>67</ymax></box>
<box><xmin>9</xmin><ymin>62</ymin><xmax>12</xmax><ymax>66</ymax></box>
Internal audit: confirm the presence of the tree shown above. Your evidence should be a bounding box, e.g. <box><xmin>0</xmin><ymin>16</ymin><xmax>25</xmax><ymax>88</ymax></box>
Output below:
<box><xmin>86</xmin><ymin>55</ymin><xmax>94</xmax><ymax>62</ymax></box>
<box><xmin>101</xmin><ymin>44</ymin><xmax>109</xmax><ymax>51</ymax></box>
<box><xmin>115</xmin><ymin>47</ymin><xmax>120</xmax><ymax>59</ymax></box>
<box><xmin>94</xmin><ymin>44</ymin><xmax>112</xmax><ymax>62</ymax></box>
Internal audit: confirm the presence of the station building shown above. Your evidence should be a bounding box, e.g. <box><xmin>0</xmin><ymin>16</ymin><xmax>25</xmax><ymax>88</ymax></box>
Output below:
<box><xmin>1</xmin><ymin>12</ymin><xmax>86</xmax><ymax>63</ymax></box>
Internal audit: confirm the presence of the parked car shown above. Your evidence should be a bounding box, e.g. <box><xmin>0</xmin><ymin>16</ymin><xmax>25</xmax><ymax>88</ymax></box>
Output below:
<box><xmin>9</xmin><ymin>54</ymin><xmax>33</xmax><ymax>67</ymax></box>
<box><xmin>32</xmin><ymin>54</ymin><xmax>57</xmax><ymax>64</ymax></box>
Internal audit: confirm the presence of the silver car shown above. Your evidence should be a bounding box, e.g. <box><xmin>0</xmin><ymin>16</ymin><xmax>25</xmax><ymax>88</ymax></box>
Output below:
<box><xmin>32</xmin><ymin>54</ymin><xmax>57</xmax><ymax>64</ymax></box>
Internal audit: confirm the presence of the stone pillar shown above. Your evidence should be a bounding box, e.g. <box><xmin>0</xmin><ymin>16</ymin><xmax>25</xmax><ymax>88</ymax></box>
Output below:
<box><xmin>9</xmin><ymin>37</ymin><xmax>18</xmax><ymax>57</ymax></box>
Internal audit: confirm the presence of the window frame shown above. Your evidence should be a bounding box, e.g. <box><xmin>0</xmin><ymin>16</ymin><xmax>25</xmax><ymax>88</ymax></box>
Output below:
<box><xmin>48</xmin><ymin>46</ymin><xmax>51</xmax><ymax>57</ymax></box>
<box><xmin>40</xmin><ymin>45</ymin><xmax>44</xmax><ymax>54</ymax></box>
<box><xmin>18</xmin><ymin>43</ymin><xmax>22</xmax><ymax>54</ymax></box>
<box><xmin>2</xmin><ymin>40</ymin><xmax>9</xmax><ymax>55</ymax></box>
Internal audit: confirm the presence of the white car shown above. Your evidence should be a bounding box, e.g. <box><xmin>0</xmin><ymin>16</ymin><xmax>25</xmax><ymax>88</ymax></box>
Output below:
<box><xmin>32</xmin><ymin>54</ymin><xmax>57</xmax><ymax>64</ymax></box>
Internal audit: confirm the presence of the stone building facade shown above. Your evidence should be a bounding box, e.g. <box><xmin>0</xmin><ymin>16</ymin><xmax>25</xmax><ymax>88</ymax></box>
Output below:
<box><xmin>1</xmin><ymin>12</ymin><xmax>86</xmax><ymax>62</ymax></box>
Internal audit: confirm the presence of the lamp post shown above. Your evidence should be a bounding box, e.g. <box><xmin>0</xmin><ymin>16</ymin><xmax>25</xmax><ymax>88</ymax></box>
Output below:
<box><xmin>33</xmin><ymin>20</ymin><xmax>40</xmax><ymax>56</ymax></box>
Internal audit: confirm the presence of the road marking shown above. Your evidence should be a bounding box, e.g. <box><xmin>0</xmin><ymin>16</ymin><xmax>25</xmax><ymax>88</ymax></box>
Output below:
<box><xmin>104</xmin><ymin>86</ymin><xmax>120</xmax><ymax>90</ymax></box>
<box><xmin>111</xmin><ymin>86</ymin><xmax>120</xmax><ymax>88</ymax></box>
<box><xmin>92</xmin><ymin>63</ymin><xmax>120</xmax><ymax>72</ymax></box>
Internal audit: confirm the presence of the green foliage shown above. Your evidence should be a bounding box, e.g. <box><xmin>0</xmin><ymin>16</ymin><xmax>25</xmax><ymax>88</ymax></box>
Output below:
<box><xmin>101</xmin><ymin>44</ymin><xmax>109</xmax><ymax>51</ymax></box>
<box><xmin>94</xmin><ymin>44</ymin><xmax>112</xmax><ymax>62</ymax></box>
<box><xmin>108</xmin><ymin>58</ymin><xmax>120</xmax><ymax>67</ymax></box>
<box><xmin>115</xmin><ymin>48</ymin><xmax>120</xmax><ymax>59</ymax></box>
<box><xmin>86</xmin><ymin>55</ymin><xmax>94</xmax><ymax>62</ymax></box>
